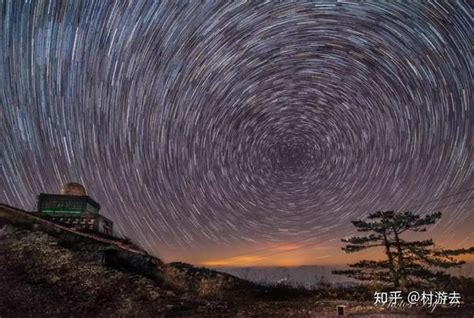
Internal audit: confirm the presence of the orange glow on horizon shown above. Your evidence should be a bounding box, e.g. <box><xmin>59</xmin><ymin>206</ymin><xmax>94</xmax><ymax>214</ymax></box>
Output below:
<box><xmin>200</xmin><ymin>243</ymin><xmax>344</xmax><ymax>267</ymax></box>
<box><xmin>201</xmin><ymin>255</ymin><xmax>267</xmax><ymax>267</ymax></box>
<box><xmin>460</xmin><ymin>254</ymin><xmax>474</xmax><ymax>263</ymax></box>
<box><xmin>272</xmin><ymin>243</ymin><xmax>306</xmax><ymax>251</ymax></box>
<box><xmin>197</xmin><ymin>239</ymin><xmax>474</xmax><ymax>268</ymax></box>
<box><xmin>159</xmin><ymin>235</ymin><xmax>474</xmax><ymax>267</ymax></box>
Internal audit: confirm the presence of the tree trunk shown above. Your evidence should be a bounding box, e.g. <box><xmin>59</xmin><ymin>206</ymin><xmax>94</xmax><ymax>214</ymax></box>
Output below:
<box><xmin>392</xmin><ymin>227</ymin><xmax>407</xmax><ymax>290</ymax></box>
<box><xmin>382</xmin><ymin>230</ymin><xmax>399</xmax><ymax>288</ymax></box>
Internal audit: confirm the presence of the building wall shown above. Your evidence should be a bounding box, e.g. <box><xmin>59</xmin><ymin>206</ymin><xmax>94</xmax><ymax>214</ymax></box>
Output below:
<box><xmin>98</xmin><ymin>216</ymin><xmax>113</xmax><ymax>236</ymax></box>
<box><xmin>45</xmin><ymin>215</ymin><xmax>96</xmax><ymax>232</ymax></box>
<box><xmin>36</xmin><ymin>194</ymin><xmax>112</xmax><ymax>236</ymax></box>
<box><xmin>37</xmin><ymin>194</ymin><xmax>100</xmax><ymax>215</ymax></box>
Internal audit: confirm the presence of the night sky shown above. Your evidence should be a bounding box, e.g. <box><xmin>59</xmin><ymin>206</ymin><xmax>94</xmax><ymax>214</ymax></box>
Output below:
<box><xmin>1</xmin><ymin>1</ymin><xmax>472</xmax><ymax>266</ymax></box>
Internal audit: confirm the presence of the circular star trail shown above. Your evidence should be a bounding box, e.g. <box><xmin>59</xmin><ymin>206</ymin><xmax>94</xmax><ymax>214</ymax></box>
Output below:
<box><xmin>1</xmin><ymin>1</ymin><xmax>472</xmax><ymax>263</ymax></box>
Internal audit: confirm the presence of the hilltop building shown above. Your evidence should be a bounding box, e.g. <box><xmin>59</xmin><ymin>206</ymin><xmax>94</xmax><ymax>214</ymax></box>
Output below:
<box><xmin>36</xmin><ymin>182</ymin><xmax>113</xmax><ymax>236</ymax></box>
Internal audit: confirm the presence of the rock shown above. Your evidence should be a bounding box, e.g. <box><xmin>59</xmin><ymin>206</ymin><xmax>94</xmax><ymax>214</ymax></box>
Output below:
<box><xmin>49</xmin><ymin>276</ymin><xmax>61</xmax><ymax>284</ymax></box>
<box><xmin>149</xmin><ymin>291</ymin><xmax>160</xmax><ymax>300</ymax></box>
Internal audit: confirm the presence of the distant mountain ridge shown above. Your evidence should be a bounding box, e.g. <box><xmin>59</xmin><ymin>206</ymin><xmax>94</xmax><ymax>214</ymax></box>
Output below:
<box><xmin>212</xmin><ymin>266</ymin><xmax>355</xmax><ymax>288</ymax></box>
<box><xmin>213</xmin><ymin>263</ymin><xmax>474</xmax><ymax>288</ymax></box>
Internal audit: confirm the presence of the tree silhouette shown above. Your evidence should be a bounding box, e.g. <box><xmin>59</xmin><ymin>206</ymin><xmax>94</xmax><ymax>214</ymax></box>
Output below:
<box><xmin>333</xmin><ymin>211</ymin><xmax>474</xmax><ymax>289</ymax></box>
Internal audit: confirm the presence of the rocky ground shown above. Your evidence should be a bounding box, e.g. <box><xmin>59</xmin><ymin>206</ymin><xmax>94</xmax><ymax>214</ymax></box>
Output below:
<box><xmin>0</xmin><ymin>205</ymin><xmax>472</xmax><ymax>317</ymax></box>
<box><xmin>0</xmin><ymin>226</ymin><xmax>214</xmax><ymax>317</ymax></box>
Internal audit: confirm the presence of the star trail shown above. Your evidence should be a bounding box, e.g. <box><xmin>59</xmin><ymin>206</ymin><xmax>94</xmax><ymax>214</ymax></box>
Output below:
<box><xmin>1</xmin><ymin>1</ymin><xmax>472</xmax><ymax>266</ymax></box>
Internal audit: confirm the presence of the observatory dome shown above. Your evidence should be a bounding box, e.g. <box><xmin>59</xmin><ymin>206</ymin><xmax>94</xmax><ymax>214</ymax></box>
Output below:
<box><xmin>61</xmin><ymin>182</ymin><xmax>87</xmax><ymax>196</ymax></box>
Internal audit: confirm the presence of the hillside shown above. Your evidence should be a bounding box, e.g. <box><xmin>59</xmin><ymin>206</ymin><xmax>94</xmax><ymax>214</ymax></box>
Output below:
<box><xmin>0</xmin><ymin>204</ymin><xmax>341</xmax><ymax>317</ymax></box>
<box><xmin>0</xmin><ymin>204</ymin><xmax>256</xmax><ymax>317</ymax></box>
<box><xmin>1</xmin><ymin>203</ymin><xmax>473</xmax><ymax>317</ymax></box>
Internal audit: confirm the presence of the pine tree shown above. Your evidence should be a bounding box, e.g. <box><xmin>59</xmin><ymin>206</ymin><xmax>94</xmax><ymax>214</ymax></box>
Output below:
<box><xmin>333</xmin><ymin>211</ymin><xmax>474</xmax><ymax>289</ymax></box>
